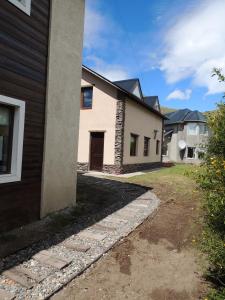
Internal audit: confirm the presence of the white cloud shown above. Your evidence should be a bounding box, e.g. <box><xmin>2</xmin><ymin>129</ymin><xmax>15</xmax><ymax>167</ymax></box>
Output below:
<box><xmin>160</xmin><ymin>0</ymin><xmax>225</xmax><ymax>95</ymax></box>
<box><xmin>84</xmin><ymin>2</ymin><xmax>110</xmax><ymax>50</ymax></box>
<box><xmin>85</xmin><ymin>55</ymin><xmax>129</xmax><ymax>81</ymax></box>
<box><xmin>167</xmin><ymin>89</ymin><xmax>192</xmax><ymax>101</ymax></box>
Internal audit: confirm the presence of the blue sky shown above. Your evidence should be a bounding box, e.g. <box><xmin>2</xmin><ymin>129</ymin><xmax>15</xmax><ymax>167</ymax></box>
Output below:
<box><xmin>83</xmin><ymin>0</ymin><xmax>225</xmax><ymax>112</ymax></box>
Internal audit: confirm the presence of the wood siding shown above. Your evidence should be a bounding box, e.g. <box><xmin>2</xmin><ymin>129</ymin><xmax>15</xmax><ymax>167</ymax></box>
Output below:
<box><xmin>0</xmin><ymin>0</ymin><xmax>50</xmax><ymax>232</ymax></box>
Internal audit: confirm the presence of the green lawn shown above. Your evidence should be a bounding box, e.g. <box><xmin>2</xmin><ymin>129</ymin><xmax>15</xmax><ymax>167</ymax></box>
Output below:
<box><xmin>126</xmin><ymin>164</ymin><xmax>195</xmax><ymax>186</ymax></box>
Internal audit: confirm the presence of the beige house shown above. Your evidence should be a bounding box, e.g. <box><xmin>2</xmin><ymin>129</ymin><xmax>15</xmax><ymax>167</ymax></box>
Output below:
<box><xmin>78</xmin><ymin>66</ymin><xmax>165</xmax><ymax>174</ymax></box>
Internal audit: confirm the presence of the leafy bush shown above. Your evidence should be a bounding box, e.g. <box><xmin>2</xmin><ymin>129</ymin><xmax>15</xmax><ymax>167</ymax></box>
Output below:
<box><xmin>194</xmin><ymin>69</ymin><xmax>225</xmax><ymax>298</ymax></box>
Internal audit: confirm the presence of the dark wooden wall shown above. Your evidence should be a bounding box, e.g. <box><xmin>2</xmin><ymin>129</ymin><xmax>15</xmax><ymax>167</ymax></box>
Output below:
<box><xmin>0</xmin><ymin>0</ymin><xmax>50</xmax><ymax>232</ymax></box>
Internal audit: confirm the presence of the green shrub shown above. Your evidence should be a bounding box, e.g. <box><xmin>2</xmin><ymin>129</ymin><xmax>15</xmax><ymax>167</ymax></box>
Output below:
<box><xmin>194</xmin><ymin>69</ymin><xmax>225</xmax><ymax>297</ymax></box>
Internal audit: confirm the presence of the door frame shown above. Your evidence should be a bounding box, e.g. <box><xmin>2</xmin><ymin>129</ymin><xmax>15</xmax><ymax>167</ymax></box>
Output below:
<box><xmin>88</xmin><ymin>130</ymin><xmax>106</xmax><ymax>171</ymax></box>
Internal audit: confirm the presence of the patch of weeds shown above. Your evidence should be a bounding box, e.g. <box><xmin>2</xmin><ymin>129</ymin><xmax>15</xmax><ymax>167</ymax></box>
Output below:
<box><xmin>207</xmin><ymin>288</ymin><xmax>225</xmax><ymax>300</ymax></box>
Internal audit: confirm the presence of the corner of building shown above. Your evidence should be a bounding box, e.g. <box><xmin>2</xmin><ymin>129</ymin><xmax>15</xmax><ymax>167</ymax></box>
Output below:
<box><xmin>40</xmin><ymin>0</ymin><xmax>85</xmax><ymax>217</ymax></box>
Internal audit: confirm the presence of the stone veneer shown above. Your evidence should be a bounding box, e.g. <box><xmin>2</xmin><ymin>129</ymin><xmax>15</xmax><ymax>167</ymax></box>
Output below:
<box><xmin>114</xmin><ymin>92</ymin><xmax>126</xmax><ymax>169</ymax></box>
<box><xmin>122</xmin><ymin>162</ymin><xmax>162</xmax><ymax>174</ymax></box>
<box><xmin>77</xmin><ymin>163</ymin><xmax>89</xmax><ymax>172</ymax></box>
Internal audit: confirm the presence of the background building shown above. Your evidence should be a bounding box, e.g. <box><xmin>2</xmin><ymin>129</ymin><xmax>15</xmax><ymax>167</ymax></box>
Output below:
<box><xmin>163</xmin><ymin>109</ymin><xmax>209</xmax><ymax>164</ymax></box>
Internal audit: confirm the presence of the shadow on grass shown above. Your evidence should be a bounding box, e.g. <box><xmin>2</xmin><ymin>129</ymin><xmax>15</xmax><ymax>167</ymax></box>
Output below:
<box><xmin>0</xmin><ymin>173</ymin><xmax>151</xmax><ymax>273</ymax></box>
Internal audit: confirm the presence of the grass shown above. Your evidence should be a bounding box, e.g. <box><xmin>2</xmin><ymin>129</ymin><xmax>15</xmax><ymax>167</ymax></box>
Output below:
<box><xmin>125</xmin><ymin>164</ymin><xmax>196</xmax><ymax>187</ymax></box>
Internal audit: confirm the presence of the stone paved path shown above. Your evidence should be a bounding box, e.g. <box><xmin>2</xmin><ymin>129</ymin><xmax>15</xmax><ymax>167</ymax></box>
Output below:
<box><xmin>0</xmin><ymin>190</ymin><xmax>160</xmax><ymax>300</ymax></box>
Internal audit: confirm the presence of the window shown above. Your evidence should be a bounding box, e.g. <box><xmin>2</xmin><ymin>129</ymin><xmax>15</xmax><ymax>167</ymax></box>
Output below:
<box><xmin>130</xmin><ymin>134</ymin><xmax>138</xmax><ymax>156</ymax></box>
<box><xmin>187</xmin><ymin>123</ymin><xmax>198</xmax><ymax>135</ymax></box>
<box><xmin>0</xmin><ymin>95</ymin><xmax>25</xmax><ymax>184</ymax></box>
<box><xmin>143</xmin><ymin>137</ymin><xmax>150</xmax><ymax>156</ymax></box>
<box><xmin>0</xmin><ymin>105</ymin><xmax>14</xmax><ymax>175</ymax></box>
<box><xmin>199</xmin><ymin>124</ymin><xmax>208</xmax><ymax>135</ymax></box>
<box><xmin>8</xmin><ymin>0</ymin><xmax>31</xmax><ymax>15</ymax></box>
<box><xmin>162</xmin><ymin>142</ymin><xmax>168</xmax><ymax>156</ymax></box>
<box><xmin>156</xmin><ymin>140</ymin><xmax>160</xmax><ymax>155</ymax></box>
<box><xmin>81</xmin><ymin>87</ymin><xmax>93</xmax><ymax>109</ymax></box>
<box><xmin>187</xmin><ymin>147</ymin><xmax>196</xmax><ymax>159</ymax></box>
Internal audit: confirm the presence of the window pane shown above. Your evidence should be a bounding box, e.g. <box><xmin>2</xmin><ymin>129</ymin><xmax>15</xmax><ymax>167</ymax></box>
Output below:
<box><xmin>0</xmin><ymin>105</ymin><xmax>14</xmax><ymax>174</ymax></box>
<box><xmin>130</xmin><ymin>134</ymin><xmax>138</xmax><ymax>156</ymax></box>
<box><xmin>144</xmin><ymin>137</ymin><xmax>150</xmax><ymax>156</ymax></box>
<box><xmin>199</xmin><ymin>124</ymin><xmax>208</xmax><ymax>134</ymax></box>
<box><xmin>156</xmin><ymin>140</ymin><xmax>160</xmax><ymax>155</ymax></box>
<box><xmin>82</xmin><ymin>87</ymin><xmax>93</xmax><ymax>108</ymax></box>
<box><xmin>187</xmin><ymin>123</ymin><xmax>197</xmax><ymax>135</ymax></box>
<box><xmin>187</xmin><ymin>147</ymin><xmax>195</xmax><ymax>158</ymax></box>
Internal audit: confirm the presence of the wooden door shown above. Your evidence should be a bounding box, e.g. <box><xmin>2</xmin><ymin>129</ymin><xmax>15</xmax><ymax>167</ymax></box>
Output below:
<box><xmin>90</xmin><ymin>132</ymin><xmax>104</xmax><ymax>171</ymax></box>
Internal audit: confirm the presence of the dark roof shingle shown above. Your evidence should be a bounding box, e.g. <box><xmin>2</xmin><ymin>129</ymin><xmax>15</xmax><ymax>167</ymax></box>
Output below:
<box><xmin>165</xmin><ymin>108</ymin><xmax>206</xmax><ymax>125</ymax></box>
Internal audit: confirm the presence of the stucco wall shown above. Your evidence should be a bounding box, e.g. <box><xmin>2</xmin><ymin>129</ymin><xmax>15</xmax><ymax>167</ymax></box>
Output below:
<box><xmin>78</xmin><ymin>70</ymin><xmax>118</xmax><ymax>166</ymax></box>
<box><xmin>41</xmin><ymin>0</ymin><xmax>85</xmax><ymax>217</ymax></box>
<box><xmin>123</xmin><ymin>99</ymin><xmax>163</xmax><ymax>164</ymax></box>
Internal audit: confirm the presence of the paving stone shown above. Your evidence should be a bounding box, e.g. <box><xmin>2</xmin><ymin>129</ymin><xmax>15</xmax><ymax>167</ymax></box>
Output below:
<box><xmin>3</xmin><ymin>268</ymin><xmax>34</xmax><ymax>289</ymax></box>
<box><xmin>78</xmin><ymin>230</ymin><xmax>107</xmax><ymax>241</ymax></box>
<box><xmin>116</xmin><ymin>210</ymin><xmax>137</xmax><ymax>219</ymax></box>
<box><xmin>17</xmin><ymin>266</ymin><xmax>47</xmax><ymax>283</ymax></box>
<box><xmin>130</xmin><ymin>203</ymin><xmax>149</xmax><ymax>208</ymax></box>
<box><xmin>94</xmin><ymin>224</ymin><xmax>116</xmax><ymax>232</ymax></box>
<box><xmin>33</xmin><ymin>250</ymin><xmax>71</xmax><ymax>270</ymax></box>
<box><xmin>106</xmin><ymin>216</ymin><xmax>128</xmax><ymax>224</ymax></box>
<box><xmin>64</xmin><ymin>241</ymin><xmax>90</xmax><ymax>253</ymax></box>
<box><xmin>0</xmin><ymin>289</ymin><xmax>15</xmax><ymax>300</ymax></box>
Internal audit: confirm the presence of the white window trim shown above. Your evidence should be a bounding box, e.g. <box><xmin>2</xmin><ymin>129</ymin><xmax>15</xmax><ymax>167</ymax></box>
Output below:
<box><xmin>0</xmin><ymin>95</ymin><xmax>25</xmax><ymax>184</ymax></box>
<box><xmin>8</xmin><ymin>0</ymin><xmax>31</xmax><ymax>16</ymax></box>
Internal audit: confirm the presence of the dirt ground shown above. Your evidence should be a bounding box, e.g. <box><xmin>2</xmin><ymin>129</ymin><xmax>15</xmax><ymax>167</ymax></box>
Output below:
<box><xmin>52</xmin><ymin>167</ymin><xmax>209</xmax><ymax>300</ymax></box>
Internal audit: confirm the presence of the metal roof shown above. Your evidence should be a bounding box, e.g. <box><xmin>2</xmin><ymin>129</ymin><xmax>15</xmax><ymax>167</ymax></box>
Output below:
<box><xmin>144</xmin><ymin>96</ymin><xmax>159</xmax><ymax>108</ymax></box>
<box><xmin>165</xmin><ymin>108</ymin><xmax>206</xmax><ymax>125</ymax></box>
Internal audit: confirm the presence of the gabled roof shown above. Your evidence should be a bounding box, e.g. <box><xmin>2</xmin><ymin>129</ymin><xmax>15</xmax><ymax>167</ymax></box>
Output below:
<box><xmin>114</xmin><ymin>79</ymin><xmax>143</xmax><ymax>99</ymax></box>
<box><xmin>82</xmin><ymin>65</ymin><xmax>166</xmax><ymax>119</ymax></box>
<box><xmin>165</xmin><ymin>108</ymin><xmax>206</xmax><ymax>125</ymax></box>
<box><xmin>144</xmin><ymin>96</ymin><xmax>160</xmax><ymax>111</ymax></box>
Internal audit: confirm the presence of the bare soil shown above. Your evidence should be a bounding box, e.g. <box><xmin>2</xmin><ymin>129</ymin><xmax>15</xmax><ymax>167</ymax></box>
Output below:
<box><xmin>52</xmin><ymin>172</ymin><xmax>209</xmax><ymax>300</ymax></box>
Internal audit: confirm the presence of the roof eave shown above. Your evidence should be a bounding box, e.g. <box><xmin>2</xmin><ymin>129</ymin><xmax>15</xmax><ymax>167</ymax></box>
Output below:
<box><xmin>83</xmin><ymin>65</ymin><xmax>166</xmax><ymax>119</ymax></box>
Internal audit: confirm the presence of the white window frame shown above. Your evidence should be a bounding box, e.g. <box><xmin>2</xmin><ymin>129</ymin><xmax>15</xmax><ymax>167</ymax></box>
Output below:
<box><xmin>0</xmin><ymin>95</ymin><xmax>25</xmax><ymax>184</ymax></box>
<box><xmin>8</xmin><ymin>0</ymin><xmax>31</xmax><ymax>16</ymax></box>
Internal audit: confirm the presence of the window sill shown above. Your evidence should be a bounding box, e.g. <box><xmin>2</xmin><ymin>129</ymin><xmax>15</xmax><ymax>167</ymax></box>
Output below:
<box><xmin>81</xmin><ymin>107</ymin><xmax>92</xmax><ymax>110</ymax></box>
<box><xmin>0</xmin><ymin>173</ymin><xmax>21</xmax><ymax>184</ymax></box>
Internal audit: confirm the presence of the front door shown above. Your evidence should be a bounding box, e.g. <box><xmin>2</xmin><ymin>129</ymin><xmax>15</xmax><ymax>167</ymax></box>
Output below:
<box><xmin>90</xmin><ymin>132</ymin><xmax>104</xmax><ymax>171</ymax></box>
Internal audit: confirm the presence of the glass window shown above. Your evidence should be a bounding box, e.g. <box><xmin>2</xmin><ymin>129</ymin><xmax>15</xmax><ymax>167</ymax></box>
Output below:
<box><xmin>144</xmin><ymin>137</ymin><xmax>150</xmax><ymax>156</ymax></box>
<box><xmin>187</xmin><ymin>123</ymin><xmax>198</xmax><ymax>135</ymax></box>
<box><xmin>156</xmin><ymin>140</ymin><xmax>160</xmax><ymax>155</ymax></box>
<box><xmin>162</xmin><ymin>141</ymin><xmax>168</xmax><ymax>156</ymax></box>
<box><xmin>81</xmin><ymin>87</ymin><xmax>93</xmax><ymax>109</ymax></box>
<box><xmin>130</xmin><ymin>134</ymin><xmax>138</xmax><ymax>156</ymax></box>
<box><xmin>199</xmin><ymin>124</ymin><xmax>208</xmax><ymax>135</ymax></box>
<box><xmin>0</xmin><ymin>105</ymin><xmax>14</xmax><ymax>174</ymax></box>
<box><xmin>187</xmin><ymin>147</ymin><xmax>196</xmax><ymax>158</ymax></box>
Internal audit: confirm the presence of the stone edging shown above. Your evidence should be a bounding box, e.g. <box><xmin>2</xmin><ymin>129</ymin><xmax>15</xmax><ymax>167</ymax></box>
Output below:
<box><xmin>0</xmin><ymin>191</ymin><xmax>160</xmax><ymax>300</ymax></box>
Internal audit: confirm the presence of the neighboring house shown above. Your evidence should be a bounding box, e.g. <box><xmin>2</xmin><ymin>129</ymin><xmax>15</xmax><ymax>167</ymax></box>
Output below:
<box><xmin>78</xmin><ymin>66</ymin><xmax>165</xmax><ymax>174</ymax></box>
<box><xmin>163</xmin><ymin>109</ymin><xmax>209</xmax><ymax>163</ymax></box>
<box><xmin>0</xmin><ymin>0</ymin><xmax>85</xmax><ymax>233</ymax></box>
